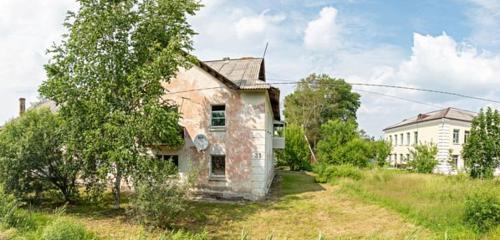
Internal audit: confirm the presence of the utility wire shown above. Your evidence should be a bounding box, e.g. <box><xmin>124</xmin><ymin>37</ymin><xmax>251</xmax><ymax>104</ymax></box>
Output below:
<box><xmin>353</xmin><ymin>88</ymin><xmax>444</xmax><ymax>109</ymax></box>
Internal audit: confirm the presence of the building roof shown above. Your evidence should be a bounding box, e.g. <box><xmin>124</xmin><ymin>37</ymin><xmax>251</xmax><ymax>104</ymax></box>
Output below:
<box><xmin>199</xmin><ymin>57</ymin><xmax>280</xmax><ymax>120</ymax></box>
<box><xmin>383</xmin><ymin>107</ymin><xmax>477</xmax><ymax>131</ymax></box>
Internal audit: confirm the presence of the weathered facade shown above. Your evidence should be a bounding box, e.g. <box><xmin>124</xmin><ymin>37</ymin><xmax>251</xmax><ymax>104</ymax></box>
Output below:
<box><xmin>158</xmin><ymin>57</ymin><xmax>283</xmax><ymax>200</ymax></box>
<box><xmin>383</xmin><ymin>107</ymin><xmax>481</xmax><ymax>174</ymax></box>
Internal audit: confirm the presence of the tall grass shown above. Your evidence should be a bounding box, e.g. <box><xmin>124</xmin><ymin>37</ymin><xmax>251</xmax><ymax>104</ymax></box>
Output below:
<box><xmin>337</xmin><ymin>169</ymin><xmax>500</xmax><ymax>239</ymax></box>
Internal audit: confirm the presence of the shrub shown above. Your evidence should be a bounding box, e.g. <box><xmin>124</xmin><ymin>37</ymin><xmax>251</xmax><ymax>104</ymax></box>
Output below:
<box><xmin>464</xmin><ymin>192</ymin><xmax>500</xmax><ymax>233</ymax></box>
<box><xmin>0</xmin><ymin>186</ymin><xmax>35</xmax><ymax>230</ymax></box>
<box><xmin>314</xmin><ymin>164</ymin><xmax>362</xmax><ymax>183</ymax></box>
<box><xmin>41</xmin><ymin>218</ymin><xmax>96</xmax><ymax>240</ymax></box>
<box><xmin>161</xmin><ymin>230</ymin><xmax>208</xmax><ymax>240</ymax></box>
<box><xmin>282</xmin><ymin>124</ymin><xmax>311</xmax><ymax>171</ymax></box>
<box><xmin>408</xmin><ymin>143</ymin><xmax>438</xmax><ymax>173</ymax></box>
<box><xmin>371</xmin><ymin>140</ymin><xmax>392</xmax><ymax>167</ymax></box>
<box><xmin>131</xmin><ymin>160</ymin><xmax>189</xmax><ymax>229</ymax></box>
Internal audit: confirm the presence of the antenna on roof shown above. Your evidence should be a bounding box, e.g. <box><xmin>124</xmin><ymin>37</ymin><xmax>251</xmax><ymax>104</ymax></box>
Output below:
<box><xmin>262</xmin><ymin>42</ymin><xmax>269</xmax><ymax>59</ymax></box>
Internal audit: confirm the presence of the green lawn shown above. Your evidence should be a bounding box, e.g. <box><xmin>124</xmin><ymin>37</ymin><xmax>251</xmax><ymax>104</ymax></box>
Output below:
<box><xmin>2</xmin><ymin>171</ymin><xmax>428</xmax><ymax>239</ymax></box>
<box><xmin>336</xmin><ymin>169</ymin><xmax>500</xmax><ymax>240</ymax></box>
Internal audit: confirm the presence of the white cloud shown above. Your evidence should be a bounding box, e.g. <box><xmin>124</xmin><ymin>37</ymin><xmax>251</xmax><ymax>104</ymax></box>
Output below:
<box><xmin>304</xmin><ymin>7</ymin><xmax>341</xmax><ymax>51</ymax></box>
<box><xmin>467</xmin><ymin>0</ymin><xmax>500</xmax><ymax>47</ymax></box>
<box><xmin>235</xmin><ymin>10</ymin><xmax>285</xmax><ymax>39</ymax></box>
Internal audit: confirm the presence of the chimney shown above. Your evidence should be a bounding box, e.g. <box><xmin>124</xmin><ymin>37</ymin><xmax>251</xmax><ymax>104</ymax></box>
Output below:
<box><xmin>19</xmin><ymin>98</ymin><xmax>26</xmax><ymax>116</ymax></box>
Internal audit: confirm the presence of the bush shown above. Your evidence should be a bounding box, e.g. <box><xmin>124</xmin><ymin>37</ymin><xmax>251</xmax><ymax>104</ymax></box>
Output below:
<box><xmin>464</xmin><ymin>192</ymin><xmax>500</xmax><ymax>233</ymax></box>
<box><xmin>0</xmin><ymin>186</ymin><xmax>35</xmax><ymax>230</ymax></box>
<box><xmin>160</xmin><ymin>230</ymin><xmax>208</xmax><ymax>240</ymax></box>
<box><xmin>282</xmin><ymin>124</ymin><xmax>311</xmax><ymax>171</ymax></box>
<box><xmin>314</xmin><ymin>164</ymin><xmax>362</xmax><ymax>183</ymax></box>
<box><xmin>408</xmin><ymin>143</ymin><xmax>438</xmax><ymax>173</ymax></box>
<box><xmin>132</xmin><ymin>160</ymin><xmax>189</xmax><ymax>229</ymax></box>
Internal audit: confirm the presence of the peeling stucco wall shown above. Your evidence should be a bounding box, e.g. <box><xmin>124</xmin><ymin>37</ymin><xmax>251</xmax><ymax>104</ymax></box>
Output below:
<box><xmin>159</xmin><ymin>65</ymin><xmax>274</xmax><ymax>200</ymax></box>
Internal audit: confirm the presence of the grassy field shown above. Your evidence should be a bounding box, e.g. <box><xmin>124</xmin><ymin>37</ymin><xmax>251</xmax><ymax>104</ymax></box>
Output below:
<box><xmin>335</xmin><ymin>169</ymin><xmax>500</xmax><ymax>240</ymax></box>
<box><xmin>1</xmin><ymin>171</ymin><xmax>429</xmax><ymax>239</ymax></box>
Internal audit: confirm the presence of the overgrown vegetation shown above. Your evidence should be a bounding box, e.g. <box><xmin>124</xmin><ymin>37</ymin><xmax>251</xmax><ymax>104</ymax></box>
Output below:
<box><xmin>41</xmin><ymin>218</ymin><xmax>97</xmax><ymax>240</ymax></box>
<box><xmin>0</xmin><ymin>107</ymin><xmax>79</xmax><ymax>202</ymax></box>
<box><xmin>280</xmin><ymin>124</ymin><xmax>311</xmax><ymax>171</ymax></box>
<box><xmin>462</xmin><ymin>107</ymin><xmax>500</xmax><ymax>179</ymax></box>
<box><xmin>313</xmin><ymin>164</ymin><xmax>363</xmax><ymax>183</ymax></box>
<box><xmin>408</xmin><ymin>143</ymin><xmax>439</xmax><ymax>173</ymax></box>
<box><xmin>336</xmin><ymin>168</ymin><xmax>500</xmax><ymax>239</ymax></box>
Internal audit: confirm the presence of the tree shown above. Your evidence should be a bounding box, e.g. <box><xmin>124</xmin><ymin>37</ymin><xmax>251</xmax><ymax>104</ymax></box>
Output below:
<box><xmin>316</xmin><ymin>120</ymin><xmax>371</xmax><ymax>167</ymax></box>
<box><xmin>39</xmin><ymin>0</ymin><xmax>199</xmax><ymax>208</ymax></box>
<box><xmin>282</xmin><ymin>124</ymin><xmax>311</xmax><ymax>171</ymax></box>
<box><xmin>462</xmin><ymin>107</ymin><xmax>500</xmax><ymax>179</ymax></box>
<box><xmin>284</xmin><ymin>74</ymin><xmax>361</xmax><ymax>148</ymax></box>
<box><xmin>408</xmin><ymin>143</ymin><xmax>438</xmax><ymax>173</ymax></box>
<box><xmin>371</xmin><ymin>140</ymin><xmax>392</xmax><ymax>167</ymax></box>
<box><xmin>0</xmin><ymin>108</ymin><xmax>79</xmax><ymax>202</ymax></box>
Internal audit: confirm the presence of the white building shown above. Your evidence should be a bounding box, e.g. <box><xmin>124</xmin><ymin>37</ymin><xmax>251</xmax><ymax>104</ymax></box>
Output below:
<box><xmin>383</xmin><ymin>107</ymin><xmax>476</xmax><ymax>174</ymax></box>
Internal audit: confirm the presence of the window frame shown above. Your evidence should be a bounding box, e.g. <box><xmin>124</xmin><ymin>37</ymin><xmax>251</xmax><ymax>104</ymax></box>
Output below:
<box><xmin>156</xmin><ymin>154</ymin><xmax>179</xmax><ymax>172</ymax></box>
<box><xmin>464</xmin><ymin>130</ymin><xmax>470</xmax><ymax>143</ymax></box>
<box><xmin>210</xmin><ymin>105</ymin><xmax>226</xmax><ymax>128</ymax></box>
<box><xmin>406</xmin><ymin>132</ymin><xmax>410</xmax><ymax>146</ymax></box>
<box><xmin>210</xmin><ymin>154</ymin><xmax>226</xmax><ymax>177</ymax></box>
<box><xmin>414</xmin><ymin>131</ymin><xmax>418</xmax><ymax>145</ymax></box>
<box><xmin>400</xmin><ymin>133</ymin><xmax>404</xmax><ymax>146</ymax></box>
<box><xmin>452</xmin><ymin>129</ymin><xmax>460</xmax><ymax>144</ymax></box>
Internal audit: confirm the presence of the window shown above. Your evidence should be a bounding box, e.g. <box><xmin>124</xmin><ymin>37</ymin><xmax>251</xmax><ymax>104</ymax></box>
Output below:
<box><xmin>389</xmin><ymin>135</ymin><xmax>392</xmax><ymax>144</ymax></box>
<box><xmin>400</xmin><ymin>133</ymin><xmax>404</xmax><ymax>146</ymax></box>
<box><xmin>406</xmin><ymin>154</ymin><xmax>410</xmax><ymax>162</ymax></box>
<box><xmin>157</xmin><ymin>155</ymin><xmax>179</xmax><ymax>169</ymax></box>
<box><xmin>453</xmin><ymin>129</ymin><xmax>460</xmax><ymax>144</ymax></box>
<box><xmin>211</xmin><ymin>155</ymin><xmax>225</xmax><ymax>176</ymax></box>
<box><xmin>414</xmin><ymin>131</ymin><xmax>418</xmax><ymax>145</ymax></box>
<box><xmin>394</xmin><ymin>135</ymin><xmax>398</xmax><ymax>146</ymax></box>
<box><xmin>464</xmin><ymin>131</ymin><xmax>470</xmax><ymax>143</ymax></box>
<box><xmin>406</xmin><ymin>133</ymin><xmax>410</xmax><ymax>146</ymax></box>
<box><xmin>451</xmin><ymin>155</ymin><xmax>459</xmax><ymax>168</ymax></box>
<box><xmin>400</xmin><ymin>154</ymin><xmax>404</xmax><ymax>162</ymax></box>
<box><xmin>211</xmin><ymin>105</ymin><xmax>226</xmax><ymax>127</ymax></box>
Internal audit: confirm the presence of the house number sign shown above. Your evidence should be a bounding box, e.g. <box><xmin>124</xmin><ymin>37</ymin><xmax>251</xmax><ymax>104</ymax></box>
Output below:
<box><xmin>253</xmin><ymin>152</ymin><xmax>262</xmax><ymax>160</ymax></box>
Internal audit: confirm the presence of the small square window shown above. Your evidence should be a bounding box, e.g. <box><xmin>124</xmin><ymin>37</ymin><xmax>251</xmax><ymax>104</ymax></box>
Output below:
<box><xmin>211</xmin><ymin>105</ymin><xmax>226</xmax><ymax>127</ymax></box>
<box><xmin>211</xmin><ymin>155</ymin><xmax>225</xmax><ymax>176</ymax></box>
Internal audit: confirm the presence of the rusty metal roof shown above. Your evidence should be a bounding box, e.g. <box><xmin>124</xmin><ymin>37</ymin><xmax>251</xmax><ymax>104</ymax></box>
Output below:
<box><xmin>384</xmin><ymin>107</ymin><xmax>477</xmax><ymax>131</ymax></box>
<box><xmin>203</xmin><ymin>57</ymin><xmax>267</xmax><ymax>87</ymax></box>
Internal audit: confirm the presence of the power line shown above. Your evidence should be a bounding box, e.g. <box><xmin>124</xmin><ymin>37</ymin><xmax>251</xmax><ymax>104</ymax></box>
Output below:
<box><xmin>353</xmin><ymin>88</ymin><xmax>444</xmax><ymax>109</ymax></box>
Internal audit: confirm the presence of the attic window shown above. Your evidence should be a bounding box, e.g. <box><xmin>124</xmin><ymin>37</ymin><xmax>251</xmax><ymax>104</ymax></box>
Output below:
<box><xmin>211</xmin><ymin>105</ymin><xmax>226</xmax><ymax>127</ymax></box>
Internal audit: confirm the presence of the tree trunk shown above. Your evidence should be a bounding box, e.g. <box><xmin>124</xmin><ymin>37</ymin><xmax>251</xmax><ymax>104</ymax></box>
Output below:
<box><xmin>113</xmin><ymin>165</ymin><xmax>122</xmax><ymax>209</ymax></box>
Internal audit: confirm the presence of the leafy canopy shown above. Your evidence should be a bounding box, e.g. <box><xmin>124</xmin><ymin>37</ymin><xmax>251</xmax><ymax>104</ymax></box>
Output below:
<box><xmin>462</xmin><ymin>107</ymin><xmax>500</xmax><ymax>179</ymax></box>
<box><xmin>284</xmin><ymin>74</ymin><xmax>360</xmax><ymax>147</ymax></box>
<box><xmin>0</xmin><ymin>107</ymin><xmax>79</xmax><ymax>202</ymax></box>
<box><xmin>408</xmin><ymin>143</ymin><xmax>439</xmax><ymax>173</ymax></box>
<box><xmin>39</xmin><ymin>0</ymin><xmax>200</xmax><ymax>205</ymax></box>
<box><xmin>282</xmin><ymin>124</ymin><xmax>311</xmax><ymax>171</ymax></box>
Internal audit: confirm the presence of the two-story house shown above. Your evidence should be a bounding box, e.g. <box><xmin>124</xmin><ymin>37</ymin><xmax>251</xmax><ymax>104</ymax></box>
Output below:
<box><xmin>157</xmin><ymin>57</ymin><xmax>284</xmax><ymax>200</ymax></box>
<box><xmin>383</xmin><ymin>107</ymin><xmax>476</xmax><ymax>174</ymax></box>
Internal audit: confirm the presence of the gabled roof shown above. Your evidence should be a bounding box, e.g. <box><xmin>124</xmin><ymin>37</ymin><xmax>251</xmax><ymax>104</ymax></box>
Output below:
<box><xmin>197</xmin><ymin>57</ymin><xmax>280</xmax><ymax>120</ymax></box>
<box><xmin>383</xmin><ymin>107</ymin><xmax>477</xmax><ymax>131</ymax></box>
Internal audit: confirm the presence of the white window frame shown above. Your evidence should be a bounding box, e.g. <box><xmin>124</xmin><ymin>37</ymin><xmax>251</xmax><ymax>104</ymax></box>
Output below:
<box><xmin>209</xmin><ymin>154</ymin><xmax>226</xmax><ymax>178</ymax></box>
<box><xmin>453</xmin><ymin>129</ymin><xmax>460</xmax><ymax>144</ymax></box>
<box><xmin>211</xmin><ymin>105</ymin><xmax>226</xmax><ymax>128</ymax></box>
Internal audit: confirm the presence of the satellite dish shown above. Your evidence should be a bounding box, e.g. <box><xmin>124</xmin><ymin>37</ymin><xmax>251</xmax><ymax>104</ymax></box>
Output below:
<box><xmin>194</xmin><ymin>134</ymin><xmax>209</xmax><ymax>151</ymax></box>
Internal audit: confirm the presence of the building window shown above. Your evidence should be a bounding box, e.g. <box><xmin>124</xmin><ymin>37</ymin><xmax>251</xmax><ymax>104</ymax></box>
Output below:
<box><xmin>464</xmin><ymin>131</ymin><xmax>470</xmax><ymax>143</ymax></box>
<box><xmin>400</xmin><ymin>133</ymin><xmax>404</xmax><ymax>146</ymax></box>
<box><xmin>414</xmin><ymin>131</ymin><xmax>418</xmax><ymax>145</ymax></box>
<box><xmin>451</xmin><ymin>155</ymin><xmax>459</xmax><ymax>168</ymax></box>
<box><xmin>211</xmin><ymin>105</ymin><xmax>226</xmax><ymax>127</ymax></box>
<box><xmin>157</xmin><ymin>155</ymin><xmax>179</xmax><ymax>169</ymax></box>
<box><xmin>406</xmin><ymin>133</ymin><xmax>410</xmax><ymax>146</ymax></box>
<box><xmin>394</xmin><ymin>135</ymin><xmax>398</xmax><ymax>146</ymax></box>
<box><xmin>389</xmin><ymin>135</ymin><xmax>392</xmax><ymax>144</ymax></box>
<box><xmin>400</xmin><ymin>154</ymin><xmax>404</xmax><ymax>162</ymax></box>
<box><xmin>406</xmin><ymin>154</ymin><xmax>410</xmax><ymax>162</ymax></box>
<box><xmin>453</xmin><ymin>129</ymin><xmax>460</xmax><ymax>144</ymax></box>
<box><xmin>211</xmin><ymin>155</ymin><xmax>226</xmax><ymax>176</ymax></box>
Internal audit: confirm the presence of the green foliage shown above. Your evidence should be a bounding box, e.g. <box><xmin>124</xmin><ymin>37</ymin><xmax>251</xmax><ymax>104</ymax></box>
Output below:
<box><xmin>41</xmin><ymin>218</ymin><xmax>97</xmax><ymax>240</ymax></box>
<box><xmin>162</xmin><ymin>230</ymin><xmax>208</xmax><ymax>240</ymax></box>
<box><xmin>284</xmin><ymin>74</ymin><xmax>361</xmax><ymax>147</ymax></box>
<box><xmin>0</xmin><ymin>186</ymin><xmax>35</xmax><ymax>231</ymax></box>
<box><xmin>39</xmin><ymin>0</ymin><xmax>200</xmax><ymax>206</ymax></box>
<box><xmin>408</xmin><ymin>143</ymin><xmax>438</xmax><ymax>173</ymax></box>
<box><xmin>282</xmin><ymin>124</ymin><xmax>311</xmax><ymax>171</ymax></box>
<box><xmin>313</xmin><ymin>164</ymin><xmax>362</xmax><ymax>183</ymax></box>
<box><xmin>317</xmin><ymin>120</ymin><xmax>371</xmax><ymax>167</ymax></box>
<box><xmin>462</xmin><ymin>107</ymin><xmax>500</xmax><ymax>179</ymax></box>
<box><xmin>131</xmin><ymin>160</ymin><xmax>189</xmax><ymax>229</ymax></box>
<box><xmin>0</xmin><ymin>107</ymin><xmax>79</xmax><ymax>202</ymax></box>
<box><xmin>464</xmin><ymin>192</ymin><xmax>500</xmax><ymax>233</ymax></box>
<box><xmin>371</xmin><ymin>140</ymin><xmax>392</xmax><ymax>167</ymax></box>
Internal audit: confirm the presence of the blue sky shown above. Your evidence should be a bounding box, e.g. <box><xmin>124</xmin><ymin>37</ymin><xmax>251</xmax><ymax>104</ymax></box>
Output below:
<box><xmin>1</xmin><ymin>0</ymin><xmax>500</xmax><ymax>137</ymax></box>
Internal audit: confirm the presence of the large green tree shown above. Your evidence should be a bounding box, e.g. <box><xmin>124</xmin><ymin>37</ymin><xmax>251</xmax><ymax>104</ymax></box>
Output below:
<box><xmin>284</xmin><ymin>74</ymin><xmax>360</xmax><ymax>148</ymax></box>
<box><xmin>462</xmin><ymin>107</ymin><xmax>500</xmax><ymax>179</ymax></box>
<box><xmin>39</xmin><ymin>0</ymin><xmax>199</xmax><ymax>207</ymax></box>
<box><xmin>282</xmin><ymin>124</ymin><xmax>311</xmax><ymax>171</ymax></box>
<box><xmin>0</xmin><ymin>108</ymin><xmax>79</xmax><ymax>202</ymax></box>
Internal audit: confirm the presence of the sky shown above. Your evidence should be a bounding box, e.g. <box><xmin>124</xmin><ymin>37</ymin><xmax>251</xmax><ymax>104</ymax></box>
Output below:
<box><xmin>1</xmin><ymin>0</ymin><xmax>500</xmax><ymax>137</ymax></box>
